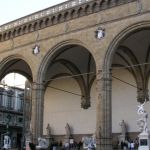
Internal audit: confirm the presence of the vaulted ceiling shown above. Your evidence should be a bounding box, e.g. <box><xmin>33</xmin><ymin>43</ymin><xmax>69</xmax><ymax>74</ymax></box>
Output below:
<box><xmin>112</xmin><ymin>29</ymin><xmax>150</xmax><ymax>102</ymax></box>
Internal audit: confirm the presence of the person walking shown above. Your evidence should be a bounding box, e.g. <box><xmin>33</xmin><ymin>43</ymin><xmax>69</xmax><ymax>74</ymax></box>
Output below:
<box><xmin>130</xmin><ymin>141</ymin><xmax>135</xmax><ymax>150</ymax></box>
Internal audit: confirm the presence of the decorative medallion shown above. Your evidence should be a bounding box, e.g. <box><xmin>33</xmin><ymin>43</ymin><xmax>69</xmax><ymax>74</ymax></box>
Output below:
<box><xmin>95</xmin><ymin>27</ymin><xmax>105</xmax><ymax>40</ymax></box>
<box><xmin>32</xmin><ymin>45</ymin><xmax>40</xmax><ymax>55</ymax></box>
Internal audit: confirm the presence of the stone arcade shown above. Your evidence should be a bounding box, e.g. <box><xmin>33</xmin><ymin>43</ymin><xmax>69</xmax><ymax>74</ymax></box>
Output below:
<box><xmin>0</xmin><ymin>0</ymin><xmax>150</xmax><ymax>150</ymax></box>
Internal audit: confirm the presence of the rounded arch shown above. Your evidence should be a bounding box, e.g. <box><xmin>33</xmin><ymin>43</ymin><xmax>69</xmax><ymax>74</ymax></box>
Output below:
<box><xmin>103</xmin><ymin>21</ymin><xmax>150</xmax><ymax>144</ymax></box>
<box><xmin>103</xmin><ymin>21</ymin><xmax>150</xmax><ymax>72</ymax></box>
<box><xmin>38</xmin><ymin>39</ymin><xmax>97</xmax><ymax>139</ymax></box>
<box><xmin>0</xmin><ymin>54</ymin><xmax>33</xmax><ymax>81</ymax></box>
<box><xmin>37</xmin><ymin>39</ymin><xmax>96</xmax><ymax>83</ymax></box>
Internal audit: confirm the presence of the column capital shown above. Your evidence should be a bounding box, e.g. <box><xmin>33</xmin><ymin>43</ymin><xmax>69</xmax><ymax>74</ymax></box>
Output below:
<box><xmin>96</xmin><ymin>70</ymin><xmax>112</xmax><ymax>79</ymax></box>
<box><xmin>32</xmin><ymin>82</ymin><xmax>45</xmax><ymax>90</ymax></box>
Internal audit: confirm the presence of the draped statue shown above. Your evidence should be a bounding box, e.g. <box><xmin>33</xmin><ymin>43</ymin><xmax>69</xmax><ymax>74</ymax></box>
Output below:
<box><xmin>46</xmin><ymin>123</ymin><xmax>51</xmax><ymax>137</ymax></box>
<box><xmin>65</xmin><ymin>123</ymin><xmax>71</xmax><ymax>138</ymax></box>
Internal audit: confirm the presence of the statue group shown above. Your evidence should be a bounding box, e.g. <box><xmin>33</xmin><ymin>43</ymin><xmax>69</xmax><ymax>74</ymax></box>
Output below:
<box><xmin>137</xmin><ymin>101</ymin><xmax>150</xmax><ymax>150</ymax></box>
<box><xmin>137</xmin><ymin>101</ymin><xmax>148</xmax><ymax>133</ymax></box>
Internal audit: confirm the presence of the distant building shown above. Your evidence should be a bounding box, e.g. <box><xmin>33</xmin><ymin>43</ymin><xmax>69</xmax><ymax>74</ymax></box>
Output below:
<box><xmin>0</xmin><ymin>86</ymin><xmax>24</xmax><ymax>148</ymax></box>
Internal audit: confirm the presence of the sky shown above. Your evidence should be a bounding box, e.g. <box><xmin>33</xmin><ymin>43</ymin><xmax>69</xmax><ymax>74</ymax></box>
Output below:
<box><xmin>0</xmin><ymin>1</ymin><xmax>67</xmax><ymax>87</ymax></box>
<box><xmin>1</xmin><ymin>73</ymin><xmax>26</xmax><ymax>88</ymax></box>
<box><xmin>0</xmin><ymin>0</ymin><xmax>67</xmax><ymax>25</ymax></box>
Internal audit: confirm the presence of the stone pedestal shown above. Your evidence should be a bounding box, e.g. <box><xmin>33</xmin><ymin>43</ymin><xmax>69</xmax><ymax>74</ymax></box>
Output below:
<box><xmin>118</xmin><ymin>135</ymin><xmax>125</xmax><ymax>142</ymax></box>
<box><xmin>118</xmin><ymin>134</ymin><xmax>125</xmax><ymax>145</ymax></box>
<box><xmin>64</xmin><ymin>137</ymin><xmax>69</xmax><ymax>144</ymax></box>
<box><xmin>138</xmin><ymin>132</ymin><xmax>150</xmax><ymax>150</ymax></box>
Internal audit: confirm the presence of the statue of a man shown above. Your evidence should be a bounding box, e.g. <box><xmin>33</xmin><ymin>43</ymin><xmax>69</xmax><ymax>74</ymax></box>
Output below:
<box><xmin>65</xmin><ymin>123</ymin><xmax>71</xmax><ymax>138</ymax></box>
<box><xmin>46</xmin><ymin>123</ymin><xmax>51</xmax><ymax>137</ymax></box>
<box><xmin>142</xmin><ymin>110</ymin><xmax>148</xmax><ymax>132</ymax></box>
<box><xmin>3</xmin><ymin>135</ymin><xmax>11</xmax><ymax>149</ymax></box>
<box><xmin>119</xmin><ymin>120</ymin><xmax>126</xmax><ymax>136</ymax></box>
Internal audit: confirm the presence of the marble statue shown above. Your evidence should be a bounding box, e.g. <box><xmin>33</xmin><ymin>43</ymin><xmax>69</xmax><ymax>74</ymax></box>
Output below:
<box><xmin>65</xmin><ymin>123</ymin><xmax>71</xmax><ymax>138</ymax></box>
<box><xmin>3</xmin><ymin>135</ymin><xmax>11</xmax><ymax>149</ymax></box>
<box><xmin>137</xmin><ymin>101</ymin><xmax>148</xmax><ymax>133</ymax></box>
<box><xmin>46</xmin><ymin>123</ymin><xmax>51</xmax><ymax>137</ymax></box>
<box><xmin>137</xmin><ymin>100</ymin><xmax>150</xmax><ymax>150</ymax></box>
<box><xmin>36</xmin><ymin>137</ymin><xmax>48</xmax><ymax>149</ymax></box>
<box><xmin>119</xmin><ymin>120</ymin><xmax>127</xmax><ymax>136</ymax></box>
<box><xmin>118</xmin><ymin>120</ymin><xmax>127</xmax><ymax>144</ymax></box>
<box><xmin>82</xmin><ymin>136</ymin><xmax>96</xmax><ymax>150</ymax></box>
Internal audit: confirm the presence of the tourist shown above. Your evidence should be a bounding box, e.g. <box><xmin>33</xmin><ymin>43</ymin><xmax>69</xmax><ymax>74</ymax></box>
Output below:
<box><xmin>77</xmin><ymin>141</ymin><xmax>82</xmax><ymax>150</ymax></box>
<box><xmin>130</xmin><ymin>141</ymin><xmax>135</xmax><ymax>150</ymax></box>
<box><xmin>134</xmin><ymin>138</ymin><xmax>139</xmax><ymax>150</ymax></box>
<box><xmin>127</xmin><ymin>141</ymin><xmax>131</xmax><ymax>150</ymax></box>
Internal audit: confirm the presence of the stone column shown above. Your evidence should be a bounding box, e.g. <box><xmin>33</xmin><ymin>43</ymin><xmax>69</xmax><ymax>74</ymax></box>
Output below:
<box><xmin>31</xmin><ymin>82</ymin><xmax>45</xmax><ymax>144</ymax></box>
<box><xmin>95</xmin><ymin>70</ymin><xmax>112</xmax><ymax>150</ymax></box>
<box><xmin>137</xmin><ymin>80</ymin><xmax>149</xmax><ymax>103</ymax></box>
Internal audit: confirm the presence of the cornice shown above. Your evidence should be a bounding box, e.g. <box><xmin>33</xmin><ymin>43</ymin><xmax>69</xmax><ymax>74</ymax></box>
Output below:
<box><xmin>0</xmin><ymin>0</ymin><xmax>136</xmax><ymax>42</ymax></box>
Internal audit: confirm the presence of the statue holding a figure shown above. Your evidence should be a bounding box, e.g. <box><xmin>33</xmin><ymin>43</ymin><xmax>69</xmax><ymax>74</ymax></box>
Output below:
<box><xmin>137</xmin><ymin>100</ymin><xmax>150</xmax><ymax>150</ymax></box>
<box><xmin>137</xmin><ymin>101</ymin><xmax>148</xmax><ymax>133</ymax></box>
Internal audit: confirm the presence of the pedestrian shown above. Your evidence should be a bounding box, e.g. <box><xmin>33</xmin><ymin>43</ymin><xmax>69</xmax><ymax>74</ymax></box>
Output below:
<box><xmin>130</xmin><ymin>141</ymin><xmax>135</xmax><ymax>150</ymax></box>
<box><xmin>134</xmin><ymin>138</ymin><xmax>139</xmax><ymax>150</ymax></box>
<box><xmin>127</xmin><ymin>141</ymin><xmax>131</xmax><ymax>150</ymax></box>
<box><xmin>121</xmin><ymin>141</ymin><xmax>124</xmax><ymax>150</ymax></box>
<box><xmin>123</xmin><ymin>140</ymin><xmax>128</xmax><ymax>150</ymax></box>
<box><xmin>77</xmin><ymin>141</ymin><xmax>82</xmax><ymax>150</ymax></box>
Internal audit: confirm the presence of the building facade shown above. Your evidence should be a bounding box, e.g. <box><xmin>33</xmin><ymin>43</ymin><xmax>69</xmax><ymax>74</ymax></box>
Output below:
<box><xmin>0</xmin><ymin>87</ymin><xmax>24</xmax><ymax>148</ymax></box>
<box><xmin>0</xmin><ymin>0</ymin><xmax>150</xmax><ymax>149</ymax></box>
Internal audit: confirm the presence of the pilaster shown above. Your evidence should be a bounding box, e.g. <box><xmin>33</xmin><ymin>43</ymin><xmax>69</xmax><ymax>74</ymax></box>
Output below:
<box><xmin>31</xmin><ymin>82</ymin><xmax>45</xmax><ymax>144</ymax></box>
<box><xmin>95</xmin><ymin>70</ymin><xmax>112</xmax><ymax>150</ymax></box>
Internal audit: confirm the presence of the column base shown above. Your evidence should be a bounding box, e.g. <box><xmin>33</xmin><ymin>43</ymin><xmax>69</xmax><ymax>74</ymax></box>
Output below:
<box><xmin>96</xmin><ymin>138</ymin><xmax>112</xmax><ymax>150</ymax></box>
